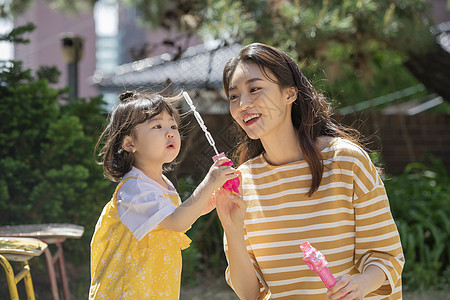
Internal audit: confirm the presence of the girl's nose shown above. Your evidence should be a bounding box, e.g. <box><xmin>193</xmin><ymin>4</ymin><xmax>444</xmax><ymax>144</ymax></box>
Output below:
<box><xmin>167</xmin><ymin>130</ymin><xmax>175</xmax><ymax>138</ymax></box>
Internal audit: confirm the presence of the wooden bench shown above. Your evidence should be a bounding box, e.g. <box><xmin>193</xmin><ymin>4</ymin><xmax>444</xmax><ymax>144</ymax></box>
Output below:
<box><xmin>0</xmin><ymin>224</ymin><xmax>84</xmax><ymax>300</ymax></box>
<box><xmin>0</xmin><ymin>237</ymin><xmax>48</xmax><ymax>300</ymax></box>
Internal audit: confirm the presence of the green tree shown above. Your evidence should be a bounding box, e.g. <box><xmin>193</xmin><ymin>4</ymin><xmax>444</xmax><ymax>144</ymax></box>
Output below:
<box><xmin>200</xmin><ymin>0</ymin><xmax>435</xmax><ymax>104</ymax></box>
<box><xmin>0</xmin><ymin>26</ymin><xmax>114</xmax><ymax>261</ymax></box>
<box><xmin>0</xmin><ymin>58</ymin><xmax>114</xmax><ymax>233</ymax></box>
<box><xmin>4</xmin><ymin>0</ymin><xmax>437</xmax><ymax>105</ymax></box>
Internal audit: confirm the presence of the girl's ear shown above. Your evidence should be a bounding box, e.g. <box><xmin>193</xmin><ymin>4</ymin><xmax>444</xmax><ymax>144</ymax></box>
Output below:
<box><xmin>285</xmin><ymin>86</ymin><xmax>298</xmax><ymax>104</ymax></box>
<box><xmin>122</xmin><ymin>136</ymin><xmax>136</xmax><ymax>153</ymax></box>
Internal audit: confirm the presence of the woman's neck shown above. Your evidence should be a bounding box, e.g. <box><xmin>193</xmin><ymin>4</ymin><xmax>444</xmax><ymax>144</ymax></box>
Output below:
<box><xmin>260</xmin><ymin>124</ymin><xmax>303</xmax><ymax>166</ymax></box>
<box><xmin>261</xmin><ymin>134</ymin><xmax>334</xmax><ymax>166</ymax></box>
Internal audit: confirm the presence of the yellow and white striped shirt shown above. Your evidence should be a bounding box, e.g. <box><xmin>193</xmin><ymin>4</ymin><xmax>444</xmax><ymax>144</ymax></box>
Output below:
<box><xmin>224</xmin><ymin>138</ymin><xmax>404</xmax><ymax>299</ymax></box>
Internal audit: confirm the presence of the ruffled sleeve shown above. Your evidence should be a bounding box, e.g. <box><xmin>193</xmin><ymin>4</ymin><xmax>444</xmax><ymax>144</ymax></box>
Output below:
<box><xmin>117</xmin><ymin>177</ymin><xmax>177</xmax><ymax>241</ymax></box>
<box><xmin>175</xmin><ymin>232</ymin><xmax>191</xmax><ymax>250</ymax></box>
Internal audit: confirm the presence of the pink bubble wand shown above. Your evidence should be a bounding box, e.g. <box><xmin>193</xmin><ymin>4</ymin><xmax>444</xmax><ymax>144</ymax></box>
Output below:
<box><xmin>182</xmin><ymin>92</ymin><xmax>240</xmax><ymax>194</ymax></box>
<box><xmin>300</xmin><ymin>242</ymin><xmax>338</xmax><ymax>289</ymax></box>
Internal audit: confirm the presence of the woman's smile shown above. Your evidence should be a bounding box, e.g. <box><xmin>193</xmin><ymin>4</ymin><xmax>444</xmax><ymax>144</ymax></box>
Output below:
<box><xmin>242</xmin><ymin>113</ymin><xmax>262</xmax><ymax>126</ymax></box>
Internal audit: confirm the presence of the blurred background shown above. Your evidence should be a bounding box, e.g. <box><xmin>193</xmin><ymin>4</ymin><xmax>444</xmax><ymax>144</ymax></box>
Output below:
<box><xmin>1</xmin><ymin>0</ymin><xmax>449</xmax><ymax>299</ymax></box>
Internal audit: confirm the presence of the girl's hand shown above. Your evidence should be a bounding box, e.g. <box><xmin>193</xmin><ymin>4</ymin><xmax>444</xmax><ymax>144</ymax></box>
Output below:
<box><xmin>204</xmin><ymin>157</ymin><xmax>239</xmax><ymax>190</ymax></box>
<box><xmin>327</xmin><ymin>274</ymin><xmax>363</xmax><ymax>300</ymax></box>
<box><xmin>200</xmin><ymin>193</ymin><xmax>216</xmax><ymax>215</ymax></box>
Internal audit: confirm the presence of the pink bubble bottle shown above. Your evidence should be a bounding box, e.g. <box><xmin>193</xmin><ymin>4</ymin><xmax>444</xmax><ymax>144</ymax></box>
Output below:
<box><xmin>212</xmin><ymin>152</ymin><xmax>240</xmax><ymax>194</ymax></box>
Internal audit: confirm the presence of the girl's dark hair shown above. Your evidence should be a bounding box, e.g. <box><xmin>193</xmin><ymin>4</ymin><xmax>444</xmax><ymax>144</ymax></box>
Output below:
<box><xmin>94</xmin><ymin>91</ymin><xmax>181</xmax><ymax>182</ymax></box>
<box><xmin>223</xmin><ymin>43</ymin><xmax>361</xmax><ymax>196</ymax></box>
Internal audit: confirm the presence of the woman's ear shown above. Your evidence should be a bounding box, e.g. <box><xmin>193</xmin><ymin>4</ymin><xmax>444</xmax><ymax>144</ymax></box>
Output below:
<box><xmin>122</xmin><ymin>136</ymin><xmax>136</xmax><ymax>153</ymax></box>
<box><xmin>285</xmin><ymin>86</ymin><xmax>298</xmax><ymax>104</ymax></box>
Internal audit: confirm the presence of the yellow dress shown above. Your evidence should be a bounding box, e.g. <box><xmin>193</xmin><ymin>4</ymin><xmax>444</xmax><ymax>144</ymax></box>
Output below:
<box><xmin>90</xmin><ymin>173</ymin><xmax>191</xmax><ymax>299</ymax></box>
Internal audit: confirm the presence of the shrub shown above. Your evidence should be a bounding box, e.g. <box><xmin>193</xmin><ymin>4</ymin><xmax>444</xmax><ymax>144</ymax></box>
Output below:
<box><xmin>385</xmin><ymin>156</ymin><xmax>450</xmax><ymax>291</ymax></box>
<box><xmin>0</xmin><ymin>61</ymin><xmax>115</xmax><ymax>264</ymax></box>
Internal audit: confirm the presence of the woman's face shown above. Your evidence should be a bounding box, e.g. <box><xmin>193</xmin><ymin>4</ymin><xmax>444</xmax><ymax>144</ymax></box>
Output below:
<box><xmin>228</xmin><ymin>62</ymin><xmax>295</xmax><ymax>140</ymax></box>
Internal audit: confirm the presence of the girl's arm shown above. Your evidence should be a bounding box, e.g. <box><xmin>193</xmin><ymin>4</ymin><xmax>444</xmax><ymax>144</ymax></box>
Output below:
<box><xmin>200</xmin><ymin>194</ymin><xmax>216</xmax><ymax>215</ymax></box>
<box><xmin>215</xmin><ymin>187</ymin><xmax>261</xmax><ymax>300</ymax></box>
<box><xmin>327</xmin><ymin>265</ymin><xmax>386</xmax><ymax>300</ymax></box>
<box><xmin>159</xmin><ymin>157</ymin><xmax>237</xmax><ymax>232</ymax></box>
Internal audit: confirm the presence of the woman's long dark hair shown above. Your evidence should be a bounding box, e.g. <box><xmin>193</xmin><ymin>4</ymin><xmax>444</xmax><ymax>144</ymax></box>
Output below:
<box><xmin>223</xmin><ymin>43</ymin><xmax>361</xmax><ymax>196</ymax></box>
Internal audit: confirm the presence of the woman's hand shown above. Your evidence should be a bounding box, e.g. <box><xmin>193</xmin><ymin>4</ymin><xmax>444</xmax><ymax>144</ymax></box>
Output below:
<box><xmin>327</xmin><ymin>266</ymin><xmax>386</xmax><ymax>300</ymax></box>
<box><xmin>215</xmin><ymin>171</ymin><xmax>246</xmax><ymax>234</ymax></box>
<box><xmin>327</xmin><ymin>274</ymin><xmax>362</xmax><ymax>300</ymax></box>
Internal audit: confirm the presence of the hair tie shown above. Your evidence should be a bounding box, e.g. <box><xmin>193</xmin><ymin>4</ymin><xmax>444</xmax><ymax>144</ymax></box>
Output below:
<box><xmin>119</xmin><ymin>91</ymin><xmax>136</xmax><ymax>102</ymax></box>
<box><xmin>155</xmin><ymin>94</ymin><xmax>164</xmax><ymax>102</ymax></box>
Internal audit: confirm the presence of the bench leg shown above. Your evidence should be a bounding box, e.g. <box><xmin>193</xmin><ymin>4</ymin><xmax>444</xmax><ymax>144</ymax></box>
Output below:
<box><xmin>56</xmin><ymin>242</ymin><xmax>71</xmax><ymax>300</ymax></box>
<box><xmin>0</xmin><ymin>254</ymin><xmax>19</xmax><ymax>300</ymax></box>
<box><xmin>44</xmin><ymin>247</ymin><xmax>60</xmax><ymax>300</ymax></box>
<box><xmin>0</xmin><ymin>256</ymin><xmax>36</xmax><ymax>300</ymax></box>
<box><xmin>22</xmin><ymin>261</ymin><xmax>36</xmax><ymax>300</ymax></box>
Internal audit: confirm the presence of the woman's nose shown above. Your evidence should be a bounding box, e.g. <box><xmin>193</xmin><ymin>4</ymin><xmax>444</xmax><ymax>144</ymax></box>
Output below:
<box><xmin>239</xmin><ymin>94</ymin><xmax>253</xmax><ymax>111</ymax></box>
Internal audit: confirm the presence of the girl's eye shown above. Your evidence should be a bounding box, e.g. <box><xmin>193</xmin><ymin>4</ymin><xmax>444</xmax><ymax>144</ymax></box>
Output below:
<box><xmin>250</xmin><ymin>87</ymin><xmax>261</xmax><ymax>93</ymax></box>
<box><xmin>171</xmin><ymin>125</ymin><xmax>178</xmax><ymax>130</ymax></box>
<box><xmin>153</xmin><ymin>125</ymin><xmax>161</xmax><ymax>129</ymax></box>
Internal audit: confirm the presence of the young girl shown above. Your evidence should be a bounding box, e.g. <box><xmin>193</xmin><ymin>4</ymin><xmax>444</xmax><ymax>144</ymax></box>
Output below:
<box><xmin>89</xmin><ymin>91</ymin><xmax>238</xmax><ymax>299</ymax></box>
<box><xmin>215</xmin><ymin>43</ymin><xmax>404</xmax><ymax>300</ymax></box>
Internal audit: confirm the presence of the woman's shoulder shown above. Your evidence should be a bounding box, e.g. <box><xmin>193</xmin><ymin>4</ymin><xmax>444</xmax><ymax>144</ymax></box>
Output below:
<box><xmin>326</xmin><ymin>138</ymin><xmax>379</xmax><ymax>177</ymax></box>
<box><xmin>326</xmin><ymin>137</ymin><xmax>371</xmax><ymax>161</ymax></box>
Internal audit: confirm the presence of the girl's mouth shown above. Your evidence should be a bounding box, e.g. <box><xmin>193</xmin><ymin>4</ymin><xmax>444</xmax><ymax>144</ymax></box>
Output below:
<box><xmin>167</xmin><ymin>143</ymin><xmax>176</xmax><ymax>149</ymax></box>
<box><xmin>243</xmin><ymin>113</ymin><xmax>261</xmax><ymax>125</ymax></box>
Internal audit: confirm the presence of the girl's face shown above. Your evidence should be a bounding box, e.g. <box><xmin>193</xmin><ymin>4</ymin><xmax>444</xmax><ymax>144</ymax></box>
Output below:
<box><xmin>131</xmin><ymin>110</ymin><xmax>181</xmax><ymax>167</ymax></box>
<box><xmin>228</xmin><ymin>62</ymin><xmax>295</xmax><ymax>140</ymax></box>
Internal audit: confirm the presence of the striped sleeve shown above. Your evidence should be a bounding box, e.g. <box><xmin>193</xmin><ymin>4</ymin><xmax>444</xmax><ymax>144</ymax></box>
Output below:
<box><xmin>351</xmin><ymin>149</ymin><xmax>405</xmax><ymax>296</ymax></box>
<box><xmin>223</xmin><ymin>231</ymin><xmax>271</xmax><ymax>300</ymax></box>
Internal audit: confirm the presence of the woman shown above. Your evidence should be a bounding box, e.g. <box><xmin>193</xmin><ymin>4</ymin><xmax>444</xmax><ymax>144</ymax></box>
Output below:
<box><xmin>215</xmin><ymin>43</ymin><xmax>404</xmax><ymax>300</ymax></box>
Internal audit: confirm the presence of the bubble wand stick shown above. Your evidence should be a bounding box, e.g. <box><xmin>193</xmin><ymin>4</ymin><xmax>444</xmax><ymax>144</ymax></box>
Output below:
<box><xmin>182</xmin><ymin>92</ymin><xmax>240</xmax><ymax>194</ymax></box>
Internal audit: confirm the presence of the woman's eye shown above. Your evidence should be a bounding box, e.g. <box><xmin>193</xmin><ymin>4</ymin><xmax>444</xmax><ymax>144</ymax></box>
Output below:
<box><xmin>250</xmin><ymin>87</ymin><xmax>261</xmax><ymax>93</ymax></box>
<box><xmin>228</xmin><ymin>95</ymin><xmax>238</xmax><ymax>102</ymax></box>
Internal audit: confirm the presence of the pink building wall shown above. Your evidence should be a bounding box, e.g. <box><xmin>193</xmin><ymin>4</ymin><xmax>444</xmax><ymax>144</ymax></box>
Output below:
<box><xmin>12</xmin><ymin>0</ymin><xmax>201</xmax><ymax>99</ymax></box>
<box><xmin>429</xmin><ymin>0</ymin><xmax>450</xmax><ymax>23</ymax></box>
<box><xmin>14</xmin><ymin>0</ymin><xmax>98</xmax><ymax>98</ymax></box>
